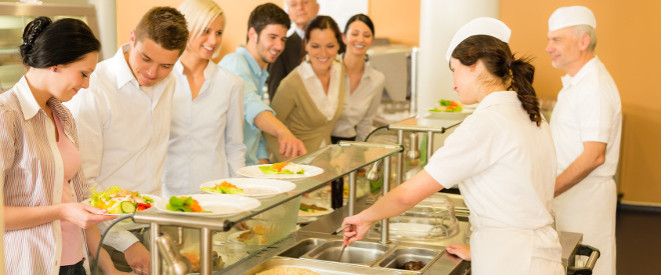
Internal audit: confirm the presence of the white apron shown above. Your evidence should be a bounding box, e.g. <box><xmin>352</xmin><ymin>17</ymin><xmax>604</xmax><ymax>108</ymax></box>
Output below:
<box><xmin>553</xmin><ymin>177</ymin><xmax>617</xmax><ymax>275</ymax></box>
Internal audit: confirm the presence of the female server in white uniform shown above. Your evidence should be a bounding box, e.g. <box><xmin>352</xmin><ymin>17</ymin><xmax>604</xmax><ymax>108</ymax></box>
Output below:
<box><xmin>341</xmin><ymin>18</ymin><xmax>564</xmax><ymax>274</ymax></box>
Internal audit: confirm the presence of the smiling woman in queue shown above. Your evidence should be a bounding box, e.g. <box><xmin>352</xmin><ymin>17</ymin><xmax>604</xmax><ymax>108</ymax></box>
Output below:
<box><xmin>331</xmin><ymin>14</ymin><xmax>385</xmax><ymax>143</ymax></box>
<box><xmin>341</xmin><ymin>18</ymin><xmax>564</xmax><ymax>274</ymax></box>
<box><xmin>1</xmin><ymin>17</ymin><xmax>130</xmax><ymax>275</ymax></box>
<box><xmin>265</xmin><ymin>16</ymin><xmax>345</xmax><ymax>162</ymax></box>
<box><xmin>162</xmin><ymin>0</ymin><xmax>245</xmax><ymax>197</ymax></box>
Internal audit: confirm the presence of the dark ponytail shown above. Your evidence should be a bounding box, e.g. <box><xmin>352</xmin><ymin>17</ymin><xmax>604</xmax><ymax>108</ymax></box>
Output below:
<box><xmin>509</xmin><ymin>57</ymin><xmax>542</xmax><ymax>126</ymax></box>
<box><xmin>20</xmin><ymin>16</ymin><xmax>100</xmax><ymax>68</ymax></box>
<box><xmin>452</xmin><ymin>35</ymin><xmax>542</xmax><ymax>126</ymax></box>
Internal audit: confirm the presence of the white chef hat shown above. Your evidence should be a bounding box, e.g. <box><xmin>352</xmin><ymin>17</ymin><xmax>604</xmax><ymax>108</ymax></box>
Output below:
<box><xmin>445</xmin><ymin>17</ymin><xmax>511</xmax><ymax>61</ymax></box>
<box><xmin>548</xmin><ymin>6</ymin><xmax>596</xmax><ymax>32</ymax></box>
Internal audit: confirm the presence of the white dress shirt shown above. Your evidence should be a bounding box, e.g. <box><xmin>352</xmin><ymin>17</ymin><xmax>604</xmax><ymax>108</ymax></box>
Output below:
<box><xmin>331</xmin><ymin>62</ymin><xmax>385</xmax><ymax>141</ymax></box>
<box><xmin>163</xmin><ymin>60</ymin><xmax>245</xmax><ymax>197</ymax></box>
<box><xmin>297</xmin><ymin>61</ymin><xmax>342</xmax><ymax>121</ymax></box>
<box><xmin>425</xmin><ymin>91</ymin><xmax>562</xmax><ymax>273</ymax></box>
<box><xmin>550</xmin><ymin>56</ymin><xmax>622</xmax><ymax>179</ymax></box>
<box><xmin>65</xmin><ymin>44</ymin><xmax>176</xmax><ymax>251</ymax></box>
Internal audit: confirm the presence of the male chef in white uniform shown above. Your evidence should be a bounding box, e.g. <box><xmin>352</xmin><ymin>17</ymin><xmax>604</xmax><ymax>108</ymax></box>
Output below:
<box><xmin>65</xmin><ymin>7</ymin><xmax>189</xmax><ymax>275</ymax></box>
<box><xmin>546</xmin><ymin>6</ymin><xmax>622</xmax><ymax>275</ymax></box>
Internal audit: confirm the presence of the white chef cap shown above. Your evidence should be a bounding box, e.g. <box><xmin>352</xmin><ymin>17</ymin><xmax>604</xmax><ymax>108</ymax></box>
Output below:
<box><xmin>445</xmin><ymin>17</ymin><xmax>511</xmax><ymax>61</ymax></box>
<box><xmin>548</xmin><ymin>6</ymin><xmax>596</xmax><ymax>32</ymax></box>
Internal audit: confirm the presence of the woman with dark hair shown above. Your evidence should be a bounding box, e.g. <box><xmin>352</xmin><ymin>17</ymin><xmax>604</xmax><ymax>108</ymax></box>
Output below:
<box><xmin>331</xmin><ymin>14</ymin><xmax>385</xmax><ymax>143</ymax></box>
<box><xmin>341</xmin><ymin>18</ymin><xmax>564</xmax><ymax>274</ymax></box>
<box><xmin>265</xmin><ymin>16</ymin><xmax>345</xmax><ymax>162</ymax></box>
<box><xmin>1</xmin><ymin>17</ymin><xmax>130</xmax><ymax>275</ymax></box>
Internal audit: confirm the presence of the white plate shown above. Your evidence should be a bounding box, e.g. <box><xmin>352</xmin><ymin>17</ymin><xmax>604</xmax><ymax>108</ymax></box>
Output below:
<box><xmin>200</xmin><ymin>178</ymin><xmax>296</xmax><ymax>199</ymax></box>
<box><xmin>426</xmin><ymin>110</ymin><xmax>472</xmax><ymax>120</ymax></box>
<box><xmin>155</xmin><ymin>194</ymin><xmax>261</xmax><ymax>217</ymax></box>
<box><xmin>83</xmin><ymin>194</ymin><xmax>161</xmax><ymax>216</ymax></box>
<box><xmin>298</xmin><ymin>205</ymin><xmax>334</xmax><ymax>217</ymax></box>
<box><xmin>236</xmin><ymin>164</ymin><xmax>324</xmax><ymax>180</ymax></box>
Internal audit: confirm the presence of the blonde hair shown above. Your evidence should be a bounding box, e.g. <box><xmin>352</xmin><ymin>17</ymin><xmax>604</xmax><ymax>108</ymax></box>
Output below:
<box><xmin>178</xmin><ymin>0</ymin><xmax>225</xmax><ymax>58</ymax></box>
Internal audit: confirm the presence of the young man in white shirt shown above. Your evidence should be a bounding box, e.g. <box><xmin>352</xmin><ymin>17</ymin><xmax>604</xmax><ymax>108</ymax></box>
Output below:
<box><xmin>65</xmin><ymin>7</ymin><xmax>189</xmax><ymax>275</ymax></box>
<box><xmin>546</xmin><ymin>6</ymin><xmax>622</xmax><ymax>275</ymax></box>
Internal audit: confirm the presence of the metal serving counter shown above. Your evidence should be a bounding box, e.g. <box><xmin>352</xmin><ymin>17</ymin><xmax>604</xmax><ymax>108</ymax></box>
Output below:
<box><xmin>132</xmin><ymin>142</ymin><xmax>402</xmax><ymax>274</ymax></box>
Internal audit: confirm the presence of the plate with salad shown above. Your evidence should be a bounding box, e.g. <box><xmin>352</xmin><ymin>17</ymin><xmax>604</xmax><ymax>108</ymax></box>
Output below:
<box><xmin>236</xmin><ymin>162</ymin><xmax>323</xmax><ymax>180</ymax></box>
<box><xmin>154</xmin><ymin>194</ymin><xmax>261</xmax><ymax>217</ymax></box>
<box><xmin>200</xmin><ymin>178</ymin><xmax>296</xmax><ymax>199</ymax></box>
<box><xmin>85</xmin><ymin>186</ymin><xmax>159</xmax><ymax>216</ymax></box>
<box><xmin>427</xmin><ymin>99</ymin><xmax>473</xmax><ymax>120</ymax></box>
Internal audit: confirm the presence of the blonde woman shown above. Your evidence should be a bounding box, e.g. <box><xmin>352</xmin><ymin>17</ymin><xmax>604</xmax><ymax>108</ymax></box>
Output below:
<box><xmin>164</xmin><ymin>0</ymin><xmax>245</xmax><ymax>197</ymax></box>
<box><xmin>265</xmin><ymin>16</ymin><xmax>345</xmax><ymax>162</ymax></box>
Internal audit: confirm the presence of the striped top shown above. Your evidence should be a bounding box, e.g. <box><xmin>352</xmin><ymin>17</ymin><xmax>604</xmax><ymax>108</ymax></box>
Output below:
<box><xmin>1</xmin><ymin>76</ymin><xmax>89</xmax><ymax>275</ymax></box>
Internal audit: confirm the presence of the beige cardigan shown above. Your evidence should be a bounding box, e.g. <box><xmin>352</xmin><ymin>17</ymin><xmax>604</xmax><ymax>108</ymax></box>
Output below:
<box><xmin>265</xmin><ymin>63</ymin><xmax>345</xmax><ymax>162</ymax></box>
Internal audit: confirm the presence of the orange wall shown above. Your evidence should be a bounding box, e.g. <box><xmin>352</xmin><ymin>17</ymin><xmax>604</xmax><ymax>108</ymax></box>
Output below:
<box><xmin>501</xmin><ymin>0</ymin><xmax>661</xmax><ymax>205</ymax></box>
<box><xmin>115</xmin><ymin>0</ymin><xmax>421</xmax><ymax>61</ymax></box>
<box><xmin>115</xmin><ymin>0</ymin><xmax>660</xmax><ymax>204</ymax></box>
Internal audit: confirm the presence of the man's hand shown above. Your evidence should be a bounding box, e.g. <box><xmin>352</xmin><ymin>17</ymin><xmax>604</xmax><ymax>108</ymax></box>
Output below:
<box><xmin>253</xmin><ymin>111</ymin><xmax>307</xmax><ymax>158</ymax></box>
<box><xmin>277</xmin><ymin>129</ymin><xmax>306</xmax><ymax>158</ymax></box>
<box><xmin>124</xmin><ymin>242</ymin><xmax>150</xmax><ymax>275</ymax></box>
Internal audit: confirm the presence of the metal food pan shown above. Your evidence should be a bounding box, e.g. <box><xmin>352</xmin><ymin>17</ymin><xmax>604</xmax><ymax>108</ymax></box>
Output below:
<box><xmin>377</xmin><ymin>247</ymin><xmax>442</xmax><ymax>273</ymax></box>
<box><xmin>301</xmin><ymin>240</ymin><xmax>394</xmax><ymax>265</ymax></box>
<box><xmin>242</xmin><ymin>257</ymin><xmax>402</xmax><ymax>275</ymax></box>
<box><xmin>278</xmin><ymin>238</ymin><xmax>327</xmax><ymax>258</ymax></box>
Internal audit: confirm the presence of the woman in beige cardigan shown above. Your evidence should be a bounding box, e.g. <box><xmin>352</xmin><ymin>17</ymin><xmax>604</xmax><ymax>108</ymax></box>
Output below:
<box><xmin>266</xmin><ymin>16</ymin><xmax>345</xmax><ymax>162</ymax></box>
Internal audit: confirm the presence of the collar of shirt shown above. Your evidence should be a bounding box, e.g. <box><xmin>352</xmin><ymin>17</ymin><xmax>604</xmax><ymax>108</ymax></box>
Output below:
<box><xmin>294</xmin><ymin>27</ymin><xmax>305</xmax><ymax>40</ymax></box>
<box><xmin>236</xmin><ymin>46</ymin><xmax>268</xmax><ymax>81</ymax></box>
<box><xmin>14</xmin><ymin>76</ymin><xmax>42</xmax><ymax>120</ymax></box>
<box><xmin>14</xmin><ymin>76</ymin><xmax>76</xmax><ymax>146</ymax></box>
<box><xmin>110</xmin><ymin>44</ymin><xmax>141</xmax><ymax>90</ymax></box>
<box><xmin>174</xmin><ymin>59</ymin><xmax>217</xmax><ymax>82</ymax></box>
<box><xmin>474</xmin><ymin>90</ymin><xmax>519</xmax><ymax>112</ymax></box>
<box><xmin>561</xmin><ymin>56</ymin><xmax>600</xmax><ymax>88</ymax></box>
<box><xmin>299</xmin><ymin>60</ymin><xmax>341</xmax><ymax>81</ymax></box>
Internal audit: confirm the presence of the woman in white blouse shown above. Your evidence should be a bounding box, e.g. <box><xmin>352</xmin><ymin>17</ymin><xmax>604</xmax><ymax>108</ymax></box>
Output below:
<box><xmin>266</xmin><ymin>16</ymin><xmax>345</xmax><ymax>162</ymax></box>
<box><xmin>331</xmin><ymin>14</ymin><xmax>385</xmax><ymax>143</ymax></box>
<box><xmin>163</xmin><ymin>0</ymin><xmax>246</xmax><ymax>197</ymax></box>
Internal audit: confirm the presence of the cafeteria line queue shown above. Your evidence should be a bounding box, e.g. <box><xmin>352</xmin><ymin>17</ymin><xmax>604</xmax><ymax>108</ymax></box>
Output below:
<box><xmin>1</xmin><ymin>1</ymin><xmax>623</xmax><ymax>274</ymax></box>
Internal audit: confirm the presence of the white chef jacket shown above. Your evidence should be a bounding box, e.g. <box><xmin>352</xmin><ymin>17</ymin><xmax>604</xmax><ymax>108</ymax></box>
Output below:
<box><xmin>550</xmin><ymin>56</ymin><xmax>621</xmax><ymax>275</ymax></box>
<box><xmin>65</xmin><ymin>44</ymin><xmax>176</xmax><ymax>251</ymax></box>
<box><xmin>163</xmin><ymin>60</ymin><xmax>246</xmax><ymax>197</ymax></box>
<box><xmin>425</xmin><ymin>91</ymin><xmax>563</xmax><ymax>274</ymax></box>
<box><xmin>298</xmin><ymin>61</ymin><xmax>342</xmax><ymax>121</ymax></box>
<box><xmin>331</xmin><ymin>62</ymin><xmax>385</xmax><ymax>141</ymax></box>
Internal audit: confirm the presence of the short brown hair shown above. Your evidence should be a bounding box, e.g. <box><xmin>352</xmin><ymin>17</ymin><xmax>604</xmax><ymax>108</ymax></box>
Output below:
<box><xmin>135</xmin><ymin>7</ymin><xmax>188</xmax><ymax>54</ymax></box>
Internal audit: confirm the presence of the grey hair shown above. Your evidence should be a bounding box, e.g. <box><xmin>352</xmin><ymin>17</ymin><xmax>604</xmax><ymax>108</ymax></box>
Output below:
<box><xmin>572</xmin><ymin>25</ymin><xmax>597</xmax><ymax>52</ymax></box>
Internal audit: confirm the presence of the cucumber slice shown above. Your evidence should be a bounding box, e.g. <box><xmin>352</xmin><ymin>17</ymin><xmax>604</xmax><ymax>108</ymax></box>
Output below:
<box><xmin>120</xmin><ymin>201</ymin><xmax>137</xmax><ymax>213</ymax></box>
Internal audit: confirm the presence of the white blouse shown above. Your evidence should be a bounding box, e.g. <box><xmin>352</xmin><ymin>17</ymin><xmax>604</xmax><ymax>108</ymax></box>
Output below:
<box><xmin>331</xmin><ymin>62</ymin><xmax>385</xmax><ymax>141</ymax></box>
<box><xmin>164</xmin><ymin>60</ymin><xmax>246</xmax><ymax>197</ymax></box>
<box><xmin>297</xmin><ymin>61</ymin><xmax>343</xmax><ymax>121</ymax></box>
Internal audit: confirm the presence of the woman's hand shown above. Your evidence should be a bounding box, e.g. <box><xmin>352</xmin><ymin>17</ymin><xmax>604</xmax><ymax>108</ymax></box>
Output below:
<box><xmin>341</xmin><ymin>214</ymin><xmax>374</xmax><ymax>246</ymax></box>
<box><xmin>445</xmin><ymin>243</ymin><xmax>471</xmax><ymax>261</ymax></box>
<box><xmin>59</xmin><ymin>203</ymin><xmax>116</xmax><ymax>228</ymax></box>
